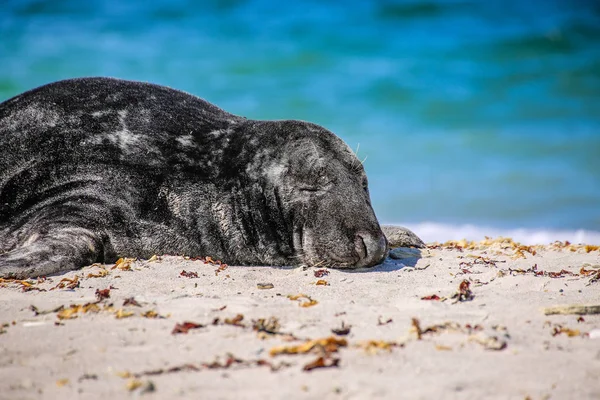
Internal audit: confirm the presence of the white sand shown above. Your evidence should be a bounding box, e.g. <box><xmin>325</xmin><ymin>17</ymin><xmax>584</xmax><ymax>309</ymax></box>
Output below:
<box><xmin>1</xmin><ymin>240</ymin><xmax>599</xmax><ymax>399</ymax></box>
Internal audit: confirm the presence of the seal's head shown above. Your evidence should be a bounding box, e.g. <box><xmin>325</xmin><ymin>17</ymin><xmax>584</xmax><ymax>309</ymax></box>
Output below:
<box><xmin>234</xmin><ymin>120</ymin><xmax>388</xmax><ymax>269</ymax></box>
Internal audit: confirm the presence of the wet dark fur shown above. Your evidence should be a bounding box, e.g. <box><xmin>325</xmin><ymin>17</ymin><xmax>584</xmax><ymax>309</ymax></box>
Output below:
<box><xmin>0</xmin><ymin>77</ymin><xmax>387</xmax><ymax>278</ymax></box>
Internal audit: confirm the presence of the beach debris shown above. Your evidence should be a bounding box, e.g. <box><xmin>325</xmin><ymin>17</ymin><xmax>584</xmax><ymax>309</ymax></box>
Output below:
<box><xmin>331</xmin><ymin>321</ymin><xmax>352</xmax><ymax>336</ymax></box>
<box><xmin>224</xmin><ymin>314</ymin><xmax>245</xmax><ymax>327</ymax></box>
<box><xmin>56</xmin><ymin>378</ymin><xmax>69</xmax><ymax>387</ymax></box>
<box><xmin>253</xmin><ymin>317</ymin><xmax>299</xmax><ymax>341</ymax></box>
<box><xmin>147</xmin><ymin>254</ymin><xmax>160</xmax><ymax>262</ymax></box>
<box><xmin>357</xmin><ymin>340</ymin><xmax>401</xmax><ymax>354</ymax></box>
<box><xmin>119</xmin><ymin>355</ymin><xmax>290</xmax><ymax>378</ymax></box>
<box><xmin>451</xmin><ymin>280</ymin><xmax>474</xmax><ymax>302</ymax></box>
<box><xmin>303</xmin><ymin>356</ymin><xmax>340</xmax><ymax>371</ymax></box>
<box><xmin>78</xmin><ymin>373</ymin><xmax>98</xmax><ymax>382</ymax></box>
<box><xmin>456</xmin><ymin>268</ymin><xmax>473</xmax><ymax>275</ymax></box>
<box><xmin>257</xmin><ymin>282</ymin><xmax>274</xmax><ymax>289</ymax></box>
<box><xmin>0</xmin><ymin>277</ymin><xmax>47</xmax><ymax>292</ymax></box>
<box><xmin>428</xmin><ymin>237</ymin><xmax>536</xmax><ymax>259</ymax></box>
<box><xmin>123</xmin><ymin>297</ymin><xmax>142</xmax><ymax>307</ymax></box>
<box><xmin>86</xmin><ymin>267</ymin><xmax>110</xmax><ymax>278</ymax></box>
<box><xmin>112</xmin><ymin>258</ymin><xmax>135</xmax><ymax>271</ymax></box>
<box><xmin>95</xmin><ymin>288</ymin><xmax>111</xmax><ymax>301</ymax></box>
<box><xmin>126</xmin><ymin>378</ymin><xmax>156</xmax><ymax>393</ymax></box>
<box><xmin>180</xmin><ymin>270</ymin><xmax>199</xmax><ymax>278</ymax></box>
<box><xmin>543</xmin><ymin>304</ymin><xmax>600</xmax><ymax>316</ymax></box>
<box><xmin>410</xmin><ymin>318</ymin><xmax>503</xmax><ymax>350</ymax></box>
<box><xmin>139</xmin><ymin>381</ymin><xmax>156</xmax><ymax>394</ymax></box>
<box><xmin>253</xmin><ymin>317</ymin><xmax>281</xmax><ymax>335</ymax></box>
<box><xmin>51</xmin><ymin>275</ymin><xmax>80</xmax><ymax>290</ymax></box>
<box><xmin>270</xmin><ymin>336</ymin><xmax>345</xmax><ymax>372</ymax></box>
<box><xmin>56</xmin><ymin>303</ymin><xmax>102</xmax><ymax>320</ymax></box>
<box><xmin>580</xmin><ymin>266</ymin><xmax>600</xmax><ymax>284</ymax></box>
<box><xmin>496</xmin><ymin>264</ymin><xmax>597</xmax><ymax>282</ymax></box>
<box><xmin>459</xmin><ymin>255</ymin><xmax>504</xmax><ymax>267</ymax></box>
<box><xmin>468</xmin><ymin>334</ymin><xmax>507</xmax><ymax>351</ymax></box>
<box><xmin>411</xmin><ymin>318</ymin><xmax>423</xmax><ymax>340</ymax></box>
<box><xmin>378</xmin><ymin>316</ymin><xmax>393</xmax><ymax>325</ymax></box>
<box><xmin>141</xmin><ymin>310</ymin><xmax>169</xmax><ymax>319</ymax></box>
<box><xmin>550</xmin><ymin>324</ymin><xmax>588</xmax><ymax>338</ymax></box>
<box><xmin>195</xmin><ymin>256</ymin><xmax>228</xmax><ymax>275</ymax></box>
<box><xmin>287</xmin><ymin>294</ymin><xmax>318</xmax><ymax>307</ymax></box>
<box><xmin>125</xmin><ymin>379</ymin><xmax>143</xmax><ymax>391</ymax></box>
<box><xmin>314</xmin><ymin>269</ymin><xmax>330</xmax><ymax>278</ymax></box>
<box><xmin>30</xmin><ymin>304</ymin><xmax>65</xmax><ymax>316</ymax></box>
<box><xmin>315</xmin><ymin>279</ymin><xmax>329</xmax><ymax>286</ymax></box>
<box><xmin>171</xmin><ymin>321</ymin><xmax>205</xmax><ymax>334</ymax></box>
<box><xmin>114</xmin><ymin>309</ymin><xmax>135</xmax><ymax>319</ymax></box>
<box><xmin>269</xmin><ymin>336</ymin><xmax>347</xmax><ymax>357</ymax></box>
<box><xmin>421</xmin><ymin>294</ymin><xmax>445</xmax><ymax>301</ymax></box>
<box><xmin>549</xmin><ymin>241</ymin><xmax>599</xmax><ymax>253</ymax></box>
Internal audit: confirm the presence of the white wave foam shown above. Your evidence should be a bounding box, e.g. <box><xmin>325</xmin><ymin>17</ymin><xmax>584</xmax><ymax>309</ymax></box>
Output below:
<box><xmin>388</xmin><ymin>222</ymin><xmax>600</xmax><ymax>245</ymax></box>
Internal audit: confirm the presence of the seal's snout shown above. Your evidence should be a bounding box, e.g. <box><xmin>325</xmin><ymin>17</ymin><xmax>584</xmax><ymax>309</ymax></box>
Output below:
<box><xmin>355</xmin><ymin>232</ymin><xmax>388</xmax><ymax>268</ymax></box>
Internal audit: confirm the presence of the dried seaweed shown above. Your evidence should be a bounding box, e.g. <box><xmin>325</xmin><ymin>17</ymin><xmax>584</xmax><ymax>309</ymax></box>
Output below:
<box><xmin>253</xmin><ymin>317</ymin><xmax>281</xmax><ymax>335</ymax></box>
<box><xmin>112</xmin><ymin>258</ymin><xmax>135</xmax><ymax>271</ymax></box>
<box><xmin>86</xmin><ymin>268</ymin><xmax>110</xmax><ymax>278</ymax></box>
<box><xmin>421</xmin><ymin>294</ymin><xmax>445</xmax><ymax>301</ymax></box>
<box><xmin>270</xmin><ymin>336</ymin><xmax>347</xmax><ymax>357</ymax></box>
<box><xmin>123</xmin><ymin>297</ymin><xmax>142</xmax><ymax>307</ymax></box>
<box><xmin>303</xmin><ymin>356</ymin><xmax>340</xmax><ymax>371</ymax></box>
<box><xmin>543</xmin><ymin>304</ymin><xmax>600</xmax><ymax>316</ymax></box>
<box><xmin>30</xmin><ymin>304</ymin><xmax>64</xmax><ymax>316</ymax></box>
<box><xmin>287</xmin><ymin>294</ymin><xmax>318</xmax><ymax>307</ymax></box>
<box><xmin>171</xmin><ymin>321</ymin><xmax>205</xmax><ymax>334</ymax></box>
<box><xmin>357</xmin><ymin>340</ymin><xmax>401</xmax><ymax>354</ymax></box>
<box><xmin>56</xmin><ymin>303</ymin><xmax>101</xmax><ymax>320</ymax></box>
<box><xmin>551</xmin><ymin>324</ymin><xmax>587</xmax><ymax>338</ymax></box>
<box><xmin>257</xmin><ymin>283</ymin><xmax>274</xmax><ymax>289</ymax></box>
<box><xmin>224</xmin><ymin>314</ymin><xmax>245</xmax><ymax>327</ymax></box>
<box><xmin>180</xmin><ymin>270</ymin><xmax>199</xmax><ymax>278</ymax></box>
<box><xmin>451</xmin><ymin>280</ymin><xmax>474</xmax><ymax>302</ymax></box>
<box><xmin>51</xmin><ymin>275</ymin><xmax>80</xmax><ymax>290</ymax></box>
<box><xmin>95</xmin><ymin>288</ymin><xmax>111</xmax><ymax>301</ymax></box>
<box><xmin>331</xmin><ymin>321</ymin><xmax>351</xmax><ymax>336</ymax></box>
<box><xmin>314</xmin><ymin>269</ymin><xmax>330</xmax><ymax>278</ymax></box>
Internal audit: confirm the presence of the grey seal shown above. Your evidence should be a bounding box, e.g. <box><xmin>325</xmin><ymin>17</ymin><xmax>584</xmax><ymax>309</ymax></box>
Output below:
<box><xmin>0</xmin><ymin>77</ymin><xmax>394</xmax><ymax>278</ymax></box>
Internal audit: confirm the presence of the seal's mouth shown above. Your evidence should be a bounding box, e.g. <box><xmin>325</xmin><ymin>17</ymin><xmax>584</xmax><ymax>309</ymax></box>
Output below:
<box><xmin>296</xmin><ymin>227</ymin><xmax>388</xmax><ymax>269</ymax></box>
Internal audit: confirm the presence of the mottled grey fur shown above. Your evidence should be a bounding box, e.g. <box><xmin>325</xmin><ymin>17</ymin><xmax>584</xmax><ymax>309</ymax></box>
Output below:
<box><xmin>0</xmin><ymin>77</ymin><xmax>389</xmax><ymax>278</ymax></box>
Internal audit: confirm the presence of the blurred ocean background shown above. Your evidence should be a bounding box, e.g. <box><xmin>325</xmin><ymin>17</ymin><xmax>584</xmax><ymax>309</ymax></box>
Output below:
<box><xmin>1</xmin><ymin>0</ymin><xmax>599</xmax><ymax>244</ymax></box>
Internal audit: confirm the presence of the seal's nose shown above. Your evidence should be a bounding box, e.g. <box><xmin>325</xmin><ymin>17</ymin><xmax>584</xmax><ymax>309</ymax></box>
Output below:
<box><xmin>355</xmin><ymin>232</ymin><xmax>388</xmax><ymax>268</ymax></box>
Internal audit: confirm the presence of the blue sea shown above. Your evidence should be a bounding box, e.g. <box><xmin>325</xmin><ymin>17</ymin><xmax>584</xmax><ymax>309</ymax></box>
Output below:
<box><xmin>1</xmin><ymin>0</ymin><xmax>599</xmax><ymax>244</ymax></box>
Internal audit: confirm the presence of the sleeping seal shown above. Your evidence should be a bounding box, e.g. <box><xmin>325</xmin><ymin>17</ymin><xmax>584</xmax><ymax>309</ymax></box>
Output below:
<box><xmin>0</xmin><ymin>77</ymin><xmax>390</xmax><ymax>278</ymax></box>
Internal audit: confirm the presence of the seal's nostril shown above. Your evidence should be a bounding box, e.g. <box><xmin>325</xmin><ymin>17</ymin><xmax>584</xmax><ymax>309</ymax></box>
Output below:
<box><xmin>356</xmin><ymin>234</ymin><xmax>368</xmax><ymax>259</ymax></box>
<box><xmin>355</xmin><ymin>232</ymin><xmax>387</xmax><ymax>267</ymax></box>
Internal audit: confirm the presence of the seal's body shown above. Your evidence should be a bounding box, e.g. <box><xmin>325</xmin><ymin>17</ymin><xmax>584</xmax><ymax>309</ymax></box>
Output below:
<box><xmin>0</xmin><ymin>77</ymin><xmax>388</xmax><ymax>278</ymax></box>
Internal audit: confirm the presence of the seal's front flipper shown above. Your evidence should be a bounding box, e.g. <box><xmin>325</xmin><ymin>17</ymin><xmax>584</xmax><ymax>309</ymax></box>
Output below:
<box><xmin>381</xmin><ymin>225</ymin><xmax>426</xmax><ymax>249</ymax></box>
<box><xmin>0</xmin><ymin>228</ymin><xmax>108</xmax><ymax>279</ymax></box>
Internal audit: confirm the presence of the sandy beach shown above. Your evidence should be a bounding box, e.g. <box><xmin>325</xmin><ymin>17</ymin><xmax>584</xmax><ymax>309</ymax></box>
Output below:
<box><xmin>1</xmin><ymin>236</ymin><xmax>599</xmax><ymax>400</ymax></box>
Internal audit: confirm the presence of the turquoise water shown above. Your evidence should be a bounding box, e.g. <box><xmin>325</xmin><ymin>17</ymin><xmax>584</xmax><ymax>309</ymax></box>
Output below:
<box><xmin>1</xmin><ymin>0</ymin><xmax>599</xmax><ymax>242</ymax></box>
